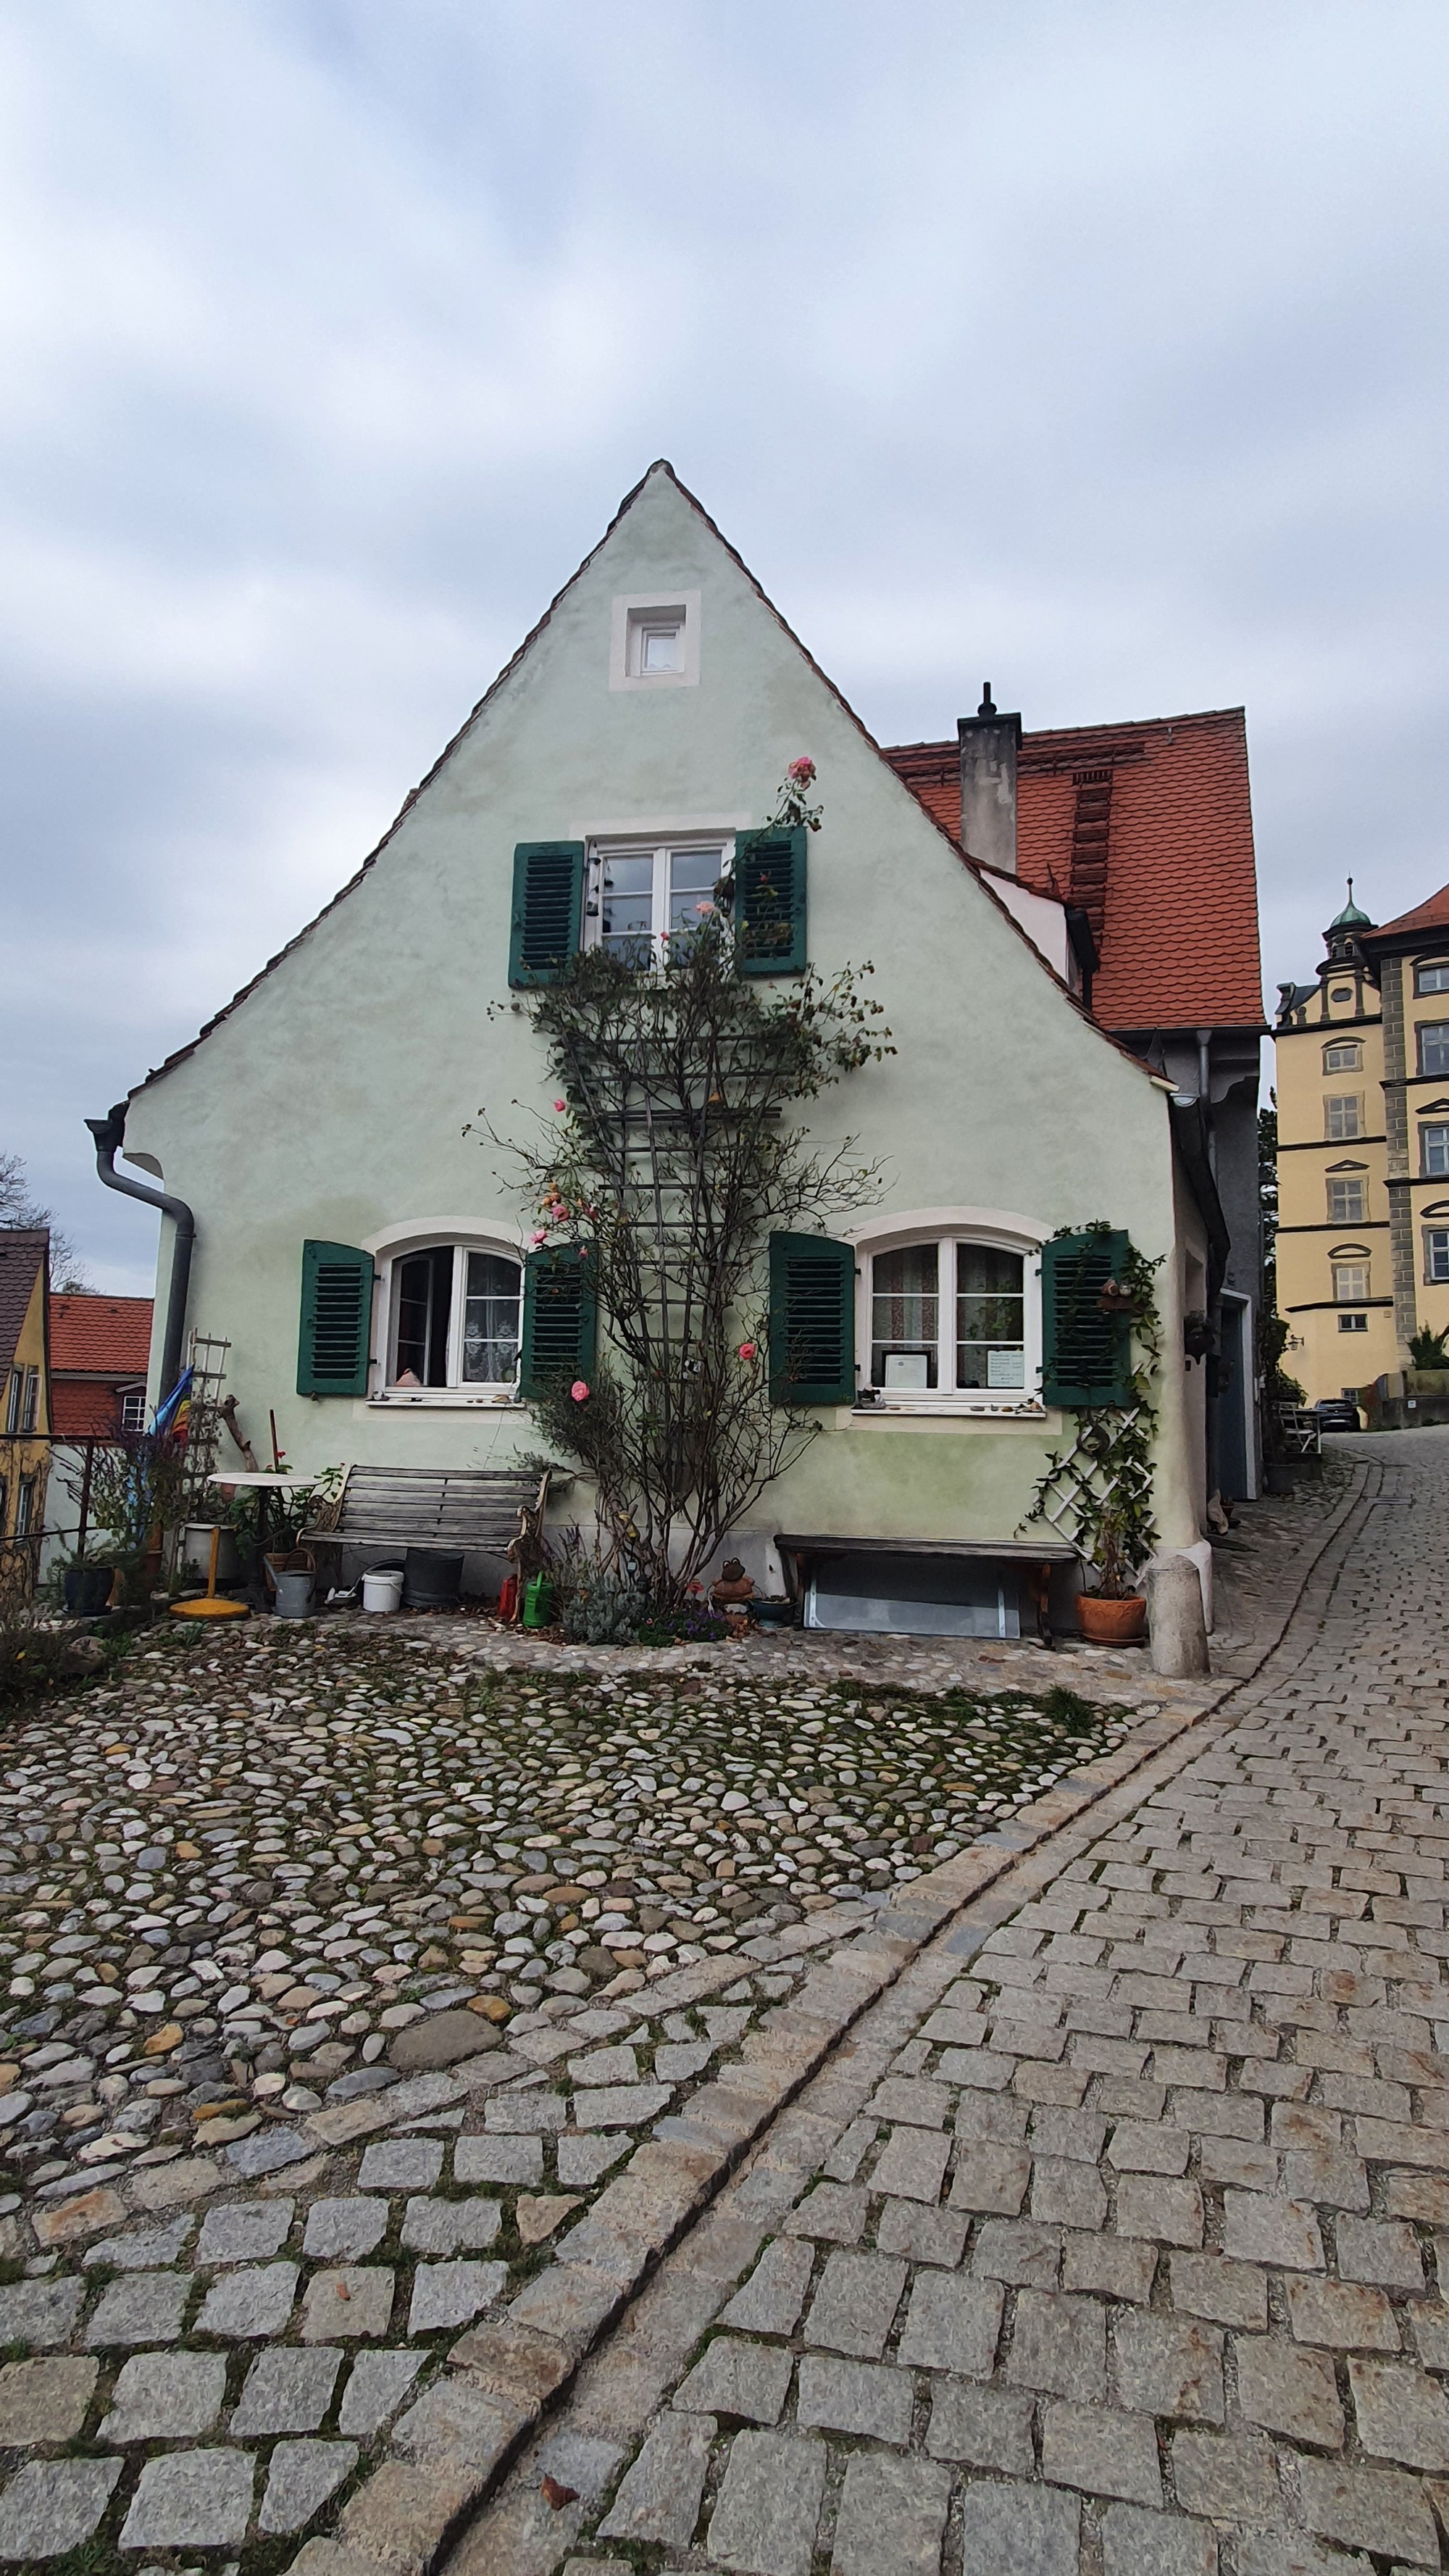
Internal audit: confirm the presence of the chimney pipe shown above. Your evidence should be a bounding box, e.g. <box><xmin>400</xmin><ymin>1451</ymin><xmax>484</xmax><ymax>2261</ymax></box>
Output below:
<box><xmin>958</xmin><ymin>682</ymin><xmax>1022</xmax><ymax>877</ymax></box>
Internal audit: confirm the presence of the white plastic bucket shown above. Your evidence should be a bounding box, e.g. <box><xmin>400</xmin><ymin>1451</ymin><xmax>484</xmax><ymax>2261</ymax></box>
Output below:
<box><xmin>362</xmin><ymin>1567</ymin><xmax>405</xmax><ymax>1614</ymax></box>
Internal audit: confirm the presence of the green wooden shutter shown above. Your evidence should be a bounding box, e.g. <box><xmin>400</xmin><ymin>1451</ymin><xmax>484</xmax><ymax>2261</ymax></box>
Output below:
<box><xmin>297</xmin><ymin>1241</ymin><xmax>375</xmax><ymax>1396</ymax></box>
<box><xmin>508</xmin><ymin>842</ymin><xmax>585</xmax><ymax>987</ymax></box>
<box><xmin>768</xmin><ymin>1233</ymin><xmax>855</xmax><ymax>1405</ymax></box>
<box><xmin>519</xmin><ymin>1249</ymin><xmax>598</xmax><ymax>1398</ymax></box>
<box><xmin>735</xmin><ymin>827</ymin><xmax>806</xmax><ymax>975</ymax></box>
<box><xmin>1041</xmin><ymin>1229</ymin><xmax>1132</xmax><ymax>1406</ymax></box>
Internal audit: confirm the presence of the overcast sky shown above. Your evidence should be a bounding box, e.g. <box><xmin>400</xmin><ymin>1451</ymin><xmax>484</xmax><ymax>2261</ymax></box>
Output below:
<box><xmin>5</xmin><ymin>0</ymin><xmax>1448</xmax><ymax>1293</ymax></box>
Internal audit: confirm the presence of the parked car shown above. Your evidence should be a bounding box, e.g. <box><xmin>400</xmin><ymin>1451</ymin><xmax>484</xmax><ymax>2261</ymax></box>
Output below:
<box><xmin>1314</xmin><ymin>1397</ymin><xmax>1362</xmax><ymax>1433</ymax></box>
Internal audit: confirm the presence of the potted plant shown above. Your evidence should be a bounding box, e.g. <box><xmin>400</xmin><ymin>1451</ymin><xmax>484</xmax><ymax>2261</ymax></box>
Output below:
<box><xmin>59</xmin><ymin>1553</ymin><xmax>117</xmax><ymax>1618</ymax></box>
<box><xmin>1077</xmin><ymin>1505</ymin><xmax>1147</xmax><ymax>1643</ymax></box>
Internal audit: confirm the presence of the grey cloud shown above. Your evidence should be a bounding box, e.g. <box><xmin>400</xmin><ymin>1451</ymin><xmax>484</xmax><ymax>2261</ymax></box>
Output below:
<box><xmin>5</xmin><ymin>0</ymin><xmax>1448</xmax><ymax>1279</ymax></box>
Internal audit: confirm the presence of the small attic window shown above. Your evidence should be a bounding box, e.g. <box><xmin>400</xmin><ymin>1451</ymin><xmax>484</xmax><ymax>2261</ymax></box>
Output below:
<box><xmin>610</xmin><ymin>589</ymin><xmax>701</xmax><ymax>691</ymax></box>
<box><xmin>631</xmin><ymin>612</ymin><xmax>682</xmax><ymax>676</ymax></box>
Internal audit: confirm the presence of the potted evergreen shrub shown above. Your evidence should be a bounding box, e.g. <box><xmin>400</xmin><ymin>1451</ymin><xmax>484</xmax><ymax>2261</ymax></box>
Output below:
<box><xmin>1076</xmin><ymin>1506</ymin><xmax>1147</xmax><ymax>1643</ymax></box>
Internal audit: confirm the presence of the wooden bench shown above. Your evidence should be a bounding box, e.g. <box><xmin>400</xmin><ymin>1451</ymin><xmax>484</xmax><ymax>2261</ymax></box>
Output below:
<box><xmin>304</xmin><ymin>1464</ymin><xmax>559</xmax><ymax>1572</ymax></box>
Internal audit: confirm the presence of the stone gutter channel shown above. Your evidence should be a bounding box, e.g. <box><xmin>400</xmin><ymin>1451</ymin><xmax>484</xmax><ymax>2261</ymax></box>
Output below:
<box><xmin>279</xmin><ymin>1463</ymin><xmax>1376</xmax><ymax>2576</ymax></box>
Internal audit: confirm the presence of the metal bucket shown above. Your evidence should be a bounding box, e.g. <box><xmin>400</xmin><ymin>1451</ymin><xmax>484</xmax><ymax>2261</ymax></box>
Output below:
<box><xmin>272</xmin><ymin>1568</ymin><xmax>314</xmax><ymax>1620</ymax></box>
<box><xmin>180</xmin><ymin>1522</ymin><xmax>240</xmax><ymax>1583</ymax></box>
<box><xmin>403</xmin><ymin>1548</ymin><xmax>464</xmax><ymax>1609</ymax></box>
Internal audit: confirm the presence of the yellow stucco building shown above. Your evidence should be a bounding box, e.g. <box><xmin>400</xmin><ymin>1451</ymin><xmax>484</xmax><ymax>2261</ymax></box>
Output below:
<box><xmin>1274</xmin><ymin>883</ymin><xmax>1449</xmax><ymax>1402</ymax></box>
<box><xmin>0</xmin><ymin>1227</ymin><xmax>51</xmax><ymax>1596</ymax></box>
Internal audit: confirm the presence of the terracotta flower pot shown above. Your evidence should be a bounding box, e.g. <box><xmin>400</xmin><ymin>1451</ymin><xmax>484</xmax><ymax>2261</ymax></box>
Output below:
<box><xmin>1077</xmin><ymin>1592</ymin><xmax>1147</xmax><ymax>1643</ymax></box>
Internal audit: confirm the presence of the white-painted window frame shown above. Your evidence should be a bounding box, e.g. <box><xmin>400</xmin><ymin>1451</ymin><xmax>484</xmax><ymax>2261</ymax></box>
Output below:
<box><xmin>585</xmin><ymin>833</ymin><xmax>734</xmax><ymax>967</ymax></box>
<box><xmin>847</xmin><ymin>1213</ymin><xmax>1046</xmax><ymax>1417</ymax></box>
<box><xmin>365</xmin><ymin>1228</ymin><xmax>526</xmax><ymax>1408</ymax></box>
<box><xmin>609</xmin><ymin>589</ymin><xmax>701</xmax><ymax>691</ymax></box>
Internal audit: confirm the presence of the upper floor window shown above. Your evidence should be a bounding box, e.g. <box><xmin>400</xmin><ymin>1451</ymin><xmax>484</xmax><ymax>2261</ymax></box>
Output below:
<box><xmin>1425</xmin><ymin>1228</ymin><xmax>1449</xmax><ymax>1284</ymax></box>
<box><xmin>1324</xmin><ymin>1095</ymin><xmax>1363</xmax><ymax>1141</ymax></box>
<box><xmin>4</xmin><ymin>1368</ymin><xmax>37</xmax><ymax>1434</ymax></box>
<box><xmin>593</xmin><ymin>841</ymin><xmax>727</xmax><ymax>967</ymax></box>
<box><xmin>1419</xmin><ymin>1022</ymin><xmax>1449</xmax><ymax>1077</ymax></box>
<box><xmin>14</xmin><ymin>1475</ymin><xmax>34</xmax><ymax>1536</ymax></box>
<box><xmin>120</xmin><ymin>1388</ymin><xmax>146</xmax><ymax>1432</ymax></box>
<box><xmin>1332</xmin><ymin>1259</ymin><xmax>1371</xmax><ymax>1302</ymax></box>
<box><xmin>1323</xmin><ymin>1040</ymin><xmax>1361</xmax><ymax>1072</ymax></box>
<box><xmin>1327</xmin><ymin>1175</ymin><xmax>1366</xmax><ymax>1224</ymax></box>
<box><xmin>867</xmin><ymin>1236</ymin><xmax>1032</xmax><ymax>1402</ymax></box>
<box><xmin>1416</xmin><ymin>962</ymin><xmax>1449</xmax><ymax>996</ymax></box>
<box><xmin>1421</xmin><ymin>1123</ymin><xmax>1449</xmax><ymax>1178</ymax></box>
<box><xmin>385</xmin><ymin>1243</ymin><xmax>522</xmax><ymax>1392</ymax></box>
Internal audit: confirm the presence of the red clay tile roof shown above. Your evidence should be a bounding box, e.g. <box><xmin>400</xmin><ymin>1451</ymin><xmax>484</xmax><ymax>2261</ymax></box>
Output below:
<box><xmin>50</xmin><ymin>1294</ymin><xmax>153</xmax><ymax>1376</ymax></box>
<box><xmin>1368</xmin><ymin>882</ymin><xmax>1449</xmax><ymax>941</ymax></box>
<box><xmin>51</xmin><ymin>1381</ymin><xmax>127</xmax><ymax>1439</ymax></box>
<box><xmin>0</xmin><ymin>1230</ymin><xmax>46</xmax><ymax>1388</ymax></box>
<box><xmin>883</xmin><ymin>707</ymin><xmax>1265</xmax><ymax>1033</ymax></box>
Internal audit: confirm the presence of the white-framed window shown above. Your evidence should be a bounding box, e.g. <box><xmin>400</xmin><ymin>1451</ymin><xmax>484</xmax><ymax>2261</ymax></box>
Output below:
<box><xmin>377</xmin><ymin>1241</ymin><xmax>522</xmax><ymax>1399</ymax></box>
<box><xmin>856</xmin><ymin>1227</ymin><xmax>1043</xmax><ymax>1414</ymax></box>
<box><xmin>119</xmin><ymin>1387</ymin><xmax>146</xmax><ymax>1432</ymax></box>
<box><xmin>1416</xmin><ymin>961</ymin><xmax>1449</xmax><ymax>996</ymax></box>
<box><xmin>609</xmin><ymin>589</ymin><xmax>701</xmax><ymax>691</ymax></box>
<box><xmin>14</xmin><ymin>1475</ymin><xmax>35</xmax><ymax>1535</ymax></box>
<box><xmin>1324</xmin><ymin>1094</ymin><xmax>1363</xmax><ymax>1141</ymax></box>
<box><xmin>1326</xmin><ymin>1175</ymin><xmax>1366</xmax><ymax>1223</ymax></box>
<box><xmin>1323</xmin><ymin>1039</ymin><xmax>1362</xmax><ymax>1072</ymax></box>
<box><xmin>1424</xmin><ymin>1228</ymin><xmax>1449</xmax><ymax>1284</ymax></box>
<box><xmin>4</xmin><ymin>1367</ymin><xmax>37</xmax><ymax>1434</ymax></box>
<box><xmin>1338</xmin><ymin>1312</ymin><xmax>1369</xmax><ymax>1333</ymax></box>
<box><xmin>1419</xmin><ymin>1023</ymin><xmax>1449</xmax><ymax>1077</ymax></box>
<box><xmin>589</xmin><ymin>837</ymin><xmax>730</xmax><ymax>967</ymax></box>
<box><xmin>1332</xmin><ymin>1260</ymin><xmax>1371</xmax><ymax>1302</ymax></box>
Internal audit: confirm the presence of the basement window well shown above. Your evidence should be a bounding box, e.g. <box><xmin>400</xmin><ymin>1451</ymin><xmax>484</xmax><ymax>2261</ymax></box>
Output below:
<box><xmin>805</xmin><ymin>1551</ymin><xmax>1022</xmax><ymax>1641</ymax></box>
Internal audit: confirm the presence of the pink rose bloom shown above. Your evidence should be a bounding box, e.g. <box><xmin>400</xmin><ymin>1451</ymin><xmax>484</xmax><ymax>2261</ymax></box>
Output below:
<box><xmin>570</xmin><ymin>1379</ymin><xmax>590</xmax><ymax>1402</ymax></box>
<box><xmin>788</xmin><ymin>756</ymin><xmax>815</xmax><ymax>783</ymax></box>
<box><xmin>695</xmin><ymin>899</ymin><xmax>714</xmax><ymax>914</ymax></box>
<box><xmin>554</xmin><ymin>1099</ymin><xmax>567</xmax><ymax>1112</ymax></box>
<box><xmin>530</xmin><ymin>1229</ymin><xmax>546</xmax><ymax>1246</ymax></box>
<box><xmin>738</xmin><ymin>1340</ymin><xmax>757</xmax><ymax>1361</ymax></box>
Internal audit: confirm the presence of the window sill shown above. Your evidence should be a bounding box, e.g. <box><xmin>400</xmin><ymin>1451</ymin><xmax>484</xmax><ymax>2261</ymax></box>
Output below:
<box><xmin>851</xmin><ymin>1399</ymin><xmax>1048</xmax><ymax>1420</ymax></box>
<box><xmin>368</xmin><ymin>1391</ymin><xmax>522</xmax><ymax>1409</ymax></box>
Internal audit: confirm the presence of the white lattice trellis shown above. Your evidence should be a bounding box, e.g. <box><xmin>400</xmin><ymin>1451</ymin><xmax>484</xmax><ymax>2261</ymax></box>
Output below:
<box><xmin>1021</xmin><ymin>1404</ymin><xmax>1156</xmax><ymax>1558</ymax></box>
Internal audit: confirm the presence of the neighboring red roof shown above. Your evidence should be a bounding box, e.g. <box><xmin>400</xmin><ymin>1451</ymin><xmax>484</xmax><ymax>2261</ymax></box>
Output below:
<box><xmin>51</xmin><ymin>1382</ymin><xmax>126</xmax><ymax>1439</ymax></box>
<box><xmin>50</xmin><ymin>1294</ymin><xmax>152</xmax><ymax>1376</ymax></box>
<box><xmin>883</xmin><ymin>707</ymin><xmax>1266</xmax><ymax>1033</ymax></box>
<box><xmin>1369</xmin><ymin>882</ymin><xmax>1449</xmax><ymax>941</ymax></box>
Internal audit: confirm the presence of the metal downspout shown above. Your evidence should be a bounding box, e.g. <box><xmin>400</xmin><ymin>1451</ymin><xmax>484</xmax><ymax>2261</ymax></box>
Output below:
<box><xmin>85</xmin><ymin>1103</ymin><xmax>195</xmax><ymax>1399</ymax></box>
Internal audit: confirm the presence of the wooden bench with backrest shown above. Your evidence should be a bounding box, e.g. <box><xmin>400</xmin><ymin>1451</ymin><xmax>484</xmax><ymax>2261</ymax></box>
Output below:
<box><xmin>303</xmin><ymin>1464</ymin><xmax>558</xmax><ymax>1580</ymax></box>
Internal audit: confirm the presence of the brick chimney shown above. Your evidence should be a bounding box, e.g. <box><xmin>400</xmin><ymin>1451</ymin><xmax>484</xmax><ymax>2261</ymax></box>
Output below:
<box><xmin>958</xmin><ymin>683</ymin><xmax>1022</xmax><ymax>877</ymax></box>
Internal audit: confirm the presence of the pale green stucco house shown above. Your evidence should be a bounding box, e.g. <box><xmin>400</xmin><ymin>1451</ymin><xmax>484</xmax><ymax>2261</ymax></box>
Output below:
<box><xmin>101</xmin><ymin>464</ymin><xmax>1219</xmax><ymax>1636</ymax></box>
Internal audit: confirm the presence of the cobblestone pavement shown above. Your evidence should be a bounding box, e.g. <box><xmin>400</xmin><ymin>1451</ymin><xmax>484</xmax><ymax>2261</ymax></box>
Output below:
<box><xmin>0</xmin><ymin>1463</ymin><xmax>1358</xmax><ymax>2567</ymax></box>
<box><xmin>434</xmin><ymin>1433</ymin><xmax>1449</xmax><ymax>2576</ymax></box>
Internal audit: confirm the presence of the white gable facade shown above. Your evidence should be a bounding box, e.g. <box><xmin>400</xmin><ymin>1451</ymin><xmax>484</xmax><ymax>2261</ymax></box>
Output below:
<box><xmin>118</xmin><ymin>465</ymin><xmax>1209</xmax><ymax>1633</ymax></box>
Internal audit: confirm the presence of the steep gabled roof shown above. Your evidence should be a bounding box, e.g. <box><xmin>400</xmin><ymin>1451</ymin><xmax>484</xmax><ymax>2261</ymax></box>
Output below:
<box><xmin>50</xmin><ymin>1294</ymin><xmax>153</xmax><ymax>1376</ymax></box>
<box><xmin>127</xmin><ymin>462</ymin><xmax>1166</xmax><ymax>1103</ymax></box>
<box><xmin>0</xmin><ymin>1230</ymin><xmax>47</xmax><ymax>1387</ymax></box>
<box><xmin>1368</xmin><ymin>882</ymin><xmax>1449</xmax><ymax>942</ymax></box>
<box><xmin>884</xmin><ymin>707</ymin><xmax>1266</xmax><ymax>1033</ymax></box>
